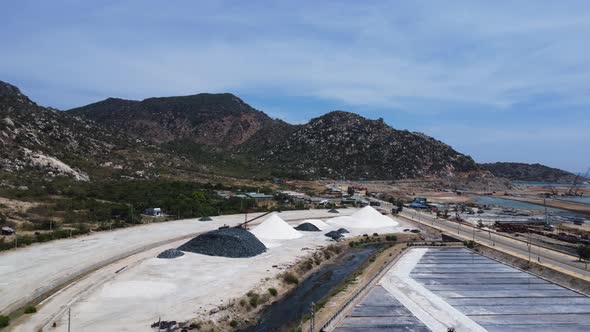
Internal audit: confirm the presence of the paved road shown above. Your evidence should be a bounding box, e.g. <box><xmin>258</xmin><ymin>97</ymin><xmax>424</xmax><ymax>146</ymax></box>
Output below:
<box><xmin>400</xmin><ymin>209</ymin><xmax>590</xmax><ymax>279</ymax></box>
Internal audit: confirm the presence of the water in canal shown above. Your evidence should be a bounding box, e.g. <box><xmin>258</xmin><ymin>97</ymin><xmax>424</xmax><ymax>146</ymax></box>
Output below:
<box><xmin>239</xmin><ymin>247</ymin><xmax>376</xmax><ymax>332</ymax></box>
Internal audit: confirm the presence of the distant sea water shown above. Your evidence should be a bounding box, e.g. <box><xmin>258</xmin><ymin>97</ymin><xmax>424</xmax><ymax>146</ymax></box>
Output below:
<box><xmin>470</xmin><ymin>195</ymin><xmax>584</xmax><ymax>219</ymax></box>
<box><xmin>472</xmin><ymin>195</ymin><xmax>558</xmax><ymax>211</ymax></box>
<box><xmin>556</xmin><ymin>196</ymin><xmax>590</xmax><ymax>204</ymax></box>
<box><xmin>512</xmin><ymin>181</ymin><xmax>590</xmax><ymax>188</ymax></box>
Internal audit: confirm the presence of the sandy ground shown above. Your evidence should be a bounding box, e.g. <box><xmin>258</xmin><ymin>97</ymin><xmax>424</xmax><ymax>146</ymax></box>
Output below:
<box><xmin>10</xmin><ymin>210</ymin><xmax>407</xmax><ymax>332</ymax></box>
<box><xmin>0</xmin><ymin>209</ymin><xmax>354</xmax><ymax>316</ymax></box>
<box><xmin>379</xmin><ymin>248</ymin><xmax>486</xmax><ymax>332</ymax></box>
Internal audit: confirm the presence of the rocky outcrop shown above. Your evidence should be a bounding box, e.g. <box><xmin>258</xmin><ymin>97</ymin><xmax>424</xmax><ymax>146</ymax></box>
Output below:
<box><xmin>262</xmin><ymin>111</ymin><xmax>478</xmax><ymax>180</ymax></box>
<box><xmin>0</xmin><ymin>81</ymin><xmax>165</xmax><ymax>180</ymax></box>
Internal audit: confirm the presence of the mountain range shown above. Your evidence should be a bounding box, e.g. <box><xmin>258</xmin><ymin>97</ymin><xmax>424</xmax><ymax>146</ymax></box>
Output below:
<box><xmin>479</xmin><ymin>162</ymin><xmax>587</xmax><ymax>184</ymax></box>
<box><xmin>1</xmin><ymin>79</ymin><xmax>579</xmax><ymax>184</ymax></box>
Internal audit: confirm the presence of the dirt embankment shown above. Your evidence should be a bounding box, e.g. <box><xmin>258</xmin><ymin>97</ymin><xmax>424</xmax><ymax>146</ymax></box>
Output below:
<box><xmin>182</xmin><ymin>234</ymin><xmax>419</xmax><ymax>332</ymax></box>
<box><xmin>172</xmin><ymin>241</ymin><xmax>351</xmax><ymax>331</ymax></box>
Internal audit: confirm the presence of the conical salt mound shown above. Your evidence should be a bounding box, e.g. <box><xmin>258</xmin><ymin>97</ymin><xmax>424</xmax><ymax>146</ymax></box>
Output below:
<box><xmin>250</xmin><ymin>214</ymin><xmax>302</xmax><ymax>240</ymax></box>
<box><xmin>327</xmin><ymin>206</ymin><xmax>398</xmax><ymax>229</ymax></box>
<box><xmin>351</xmin><ymin>206</ymin><xmax>388</xmax><ymax>220</ymax></box>
<box><xmin>299</xmin><ymin>219</ymin><xmax>330</xmax><ymax>230</ymax></box>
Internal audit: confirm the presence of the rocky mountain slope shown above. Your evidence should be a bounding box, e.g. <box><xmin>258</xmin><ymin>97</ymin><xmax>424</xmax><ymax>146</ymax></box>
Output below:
<box><xmin>479</xmin><ymin>162</ymin><xmax>585</xmax><ymax>183</ymax></box>
<box><xmin>261</xmin><ymin>111</ymin><xmax>478</xmax><ymax>179</ymax></box>
<box><xmin>0</xmin><ymin>80</ymin><xmax>179</xmax><ymax>181</ymax></box>
<box><xmin>69</xmin><ymin>94</ymin><xmax>294</xmax><ymax>151</ymax></box>
<box><xmin>71</xmin><ymin>94</ymin><xmax>478</xmax><ymax>180</ymax></box>
<box><xmin>2</xmin><ymin>79</ymin><xmax>482</xmax><ymax>181</ymax></box>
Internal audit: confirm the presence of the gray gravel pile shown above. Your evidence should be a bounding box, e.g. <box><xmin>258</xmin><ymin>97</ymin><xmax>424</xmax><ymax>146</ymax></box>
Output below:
<box><xmin>294</xmin><ymin>223</ymin><xmax>321</xmax><ymax>231</ymax></box>
<box><xmin>328</xmin><ymin>209</ymin><xmax>339</xmax><ymax>213</ymax></box>
<box><xmin>337</xmin><ymin>228</ymin><xmax>349</xmax><ymax>234</ymax></box>
<box><xmin>199</xmin><ymin>216</ymin><xmax>213</xmax><ymax>221</ymax></box>
<box><xmin>157</xmin><ymin>249</ymin><xmax>185</xmax><ymax>259</ymax></box>
<box><xmin>325</xmin><ymin>230</ymin><xmax>344</xmax><ymax>240</ymax></box>
<box><xmin>178</xmin><ymin>228</ymin><xmax>266</xmax><ymax>258</ymax></box>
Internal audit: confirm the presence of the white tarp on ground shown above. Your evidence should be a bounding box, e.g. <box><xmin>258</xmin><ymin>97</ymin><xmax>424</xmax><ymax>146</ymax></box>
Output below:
<box><xmin>299</xmin><ymin>219</ymin><xmax>330</xmax><ymax>230</ymax></box>
<box><xmin>327</xmin><ymin>206</ymin><xmax>399</xmax><ymax>229</ymax></box>
<box><xmin>250</xmin><ymin>213</ymin><xmax>302</xmax><ymax>240</ymax></box>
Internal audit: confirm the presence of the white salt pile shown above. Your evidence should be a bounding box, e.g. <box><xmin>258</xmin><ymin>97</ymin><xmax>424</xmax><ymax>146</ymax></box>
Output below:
<box><xmin>299</xmin><ymin>219</ymin><xmax>330</xmax><ymax>230</ymax></box>
<box><xmin>250</xmin><ymin>214</ymin><xmax>302</xmax><ymax>240</ymax></box>
<box><xmin>327</xmin><ymin>206</ymin><xmax>399</xmax><ymax>229</ymax></box>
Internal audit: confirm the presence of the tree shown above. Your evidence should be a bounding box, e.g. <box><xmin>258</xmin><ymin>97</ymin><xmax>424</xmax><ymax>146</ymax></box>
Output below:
<box><xmin>577</xmin><ymin>245</ymin><xmax>590</xmax><ymax>262</ymax></box>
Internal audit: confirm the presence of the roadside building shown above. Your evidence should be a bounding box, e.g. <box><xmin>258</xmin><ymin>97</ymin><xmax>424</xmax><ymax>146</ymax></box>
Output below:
<box><xmin>144</xmin><ymin>208</ymin><xmax>162</xmax><ymax>217</ymax></box>
<box><xmin>409</xmin><ymin>202</ymin><xmax>429</xmax><ymax>209</ymax></box>
<box><xmin>215</xmin><ymin>191</ymin><xmax>234</xmax><ymax>199</ymax></box>
<box><xmin>246</xmin><ymin>192</ymin><xmax>275</xmax><ymax>207</ymax></box>
<box><xmin>1</xmin><ymin>226</ymin><xmax>15</xmax><ymax>235</ymax></box>
<box><xmin>414</xmin><ymin>197</ymin><xmax>428</xmax><ymax>204</ymax></box>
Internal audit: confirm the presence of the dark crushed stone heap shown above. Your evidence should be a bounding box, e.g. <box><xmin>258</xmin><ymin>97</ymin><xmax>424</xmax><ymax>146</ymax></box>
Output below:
<box><xmin>178</xmin><ymin>228</ymin><xmax>266</xmax><ymax>258</ymax></box>
<box><xmin>199</xmin><ymin>216</ymin><xmax>213</xmax><ymax>221</ymax></box>
<box><xmin>328</xmin><ymin>209</ymin><xmax>339</xmax><ymax>213</ymax></box>
<box><xmin>157</xmin><ymin>249</ymin><xmax>185</xmax><ymax>259</ymax></box>
<box><xmin>337</xmin><ymin>228</ymin><xmax>349</xmax><ymax>234</ymax></box>
<box><xmin>325</xmin><ymin>230</ymin><xmax>344</xmax><ymax>240</ymax></box>
<box><xmin>294</xmin><ymin>223</ymin><xmax>321</xmax><ymax>231</ymax></box>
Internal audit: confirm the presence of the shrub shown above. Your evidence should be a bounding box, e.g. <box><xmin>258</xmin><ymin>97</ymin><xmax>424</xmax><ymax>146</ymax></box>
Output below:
<box><xmin>463</xmin><ymin>240</ymin><xmax>476</xmax><ymax>249</ymax></box>
<box><xmin>299</xmin><ymin>259</ymin><xmax>313</xmax><ymax>272</ymax></box>
<box><xmin>230</xmin><ymin>320</ymin><xmax>238</xmax><ymax>328</ymax></box>
<box><xmin>268</xmin><ymin>288</ymin><xmax>278</xmax><ymax>296</ymax></box>
<box><xmin>326</xmin><ymin>244</ymin><xmax>341</xmax><ymax>254</ymax></box>
<box><xmin>249</xmin><ymin>294</ymin><xmax>259</xmax><ymax>307</ymax></box>
<box><xmin>0</xmin><ymin>315</ymin><xmax>9</xmax><ymax>328</ymax></box>
<box><xmin>239</xmin><ymin>299</ymin><xmax>247</xmax><ymax>307</ymax></box>
<box><xmin>385</xmin><ymin>235</ymin><xmax>397</xmax><ymax>242</ymax></box>
<box><xmin>577</xmin><ymin>245</ymin><xmax>590</xmax><ymax>261</ymax></box>
<box><xmin>24</xmin><ymin>305</ymin><xmax>37</xmax><ymax>314</ymax></box>
<box><xmin>283</xmin><ymin>272</ymin><xmax>299</xmax><ymax>285</ymax></box>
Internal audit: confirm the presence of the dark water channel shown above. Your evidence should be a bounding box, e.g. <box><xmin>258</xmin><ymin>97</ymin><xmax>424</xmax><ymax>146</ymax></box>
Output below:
<box><xmin>239</xmin><ymin>247</ymin><xmax>376</xmax><ymax>332</ymax></box>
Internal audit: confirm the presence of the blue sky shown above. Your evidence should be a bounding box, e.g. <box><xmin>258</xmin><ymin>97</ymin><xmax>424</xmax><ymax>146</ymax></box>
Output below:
<box><xmin>1</xmin><ymin>1</ymin><xmax>589</xmax><ymax>173</ymax></box>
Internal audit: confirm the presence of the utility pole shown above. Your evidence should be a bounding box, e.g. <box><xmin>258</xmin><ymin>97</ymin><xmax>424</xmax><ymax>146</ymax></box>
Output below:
<box><xmin>528</xmin><ymin>232</ymin><xmax>531</xmax><ymax>264</ymax></box>
<box><xmin>310</xmin><ymin>302</ymin><xmax>315</xmax><ymax>332</ymax></box>
<box><xmin>68</xmin><ymin>307</ymin><xmax>71</xmax><ymax>332</ymax></box>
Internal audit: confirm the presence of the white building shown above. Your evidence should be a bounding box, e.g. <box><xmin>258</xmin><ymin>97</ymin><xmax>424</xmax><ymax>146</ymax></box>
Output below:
<box><xmin>144</xmin><ymin>208</ymin><xmax>162</xmax><ymax>217</ymax></box>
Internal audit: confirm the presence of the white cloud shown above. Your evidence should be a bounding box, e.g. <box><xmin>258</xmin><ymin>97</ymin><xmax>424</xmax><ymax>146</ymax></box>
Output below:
<box><xmin>2</xmin><ymin>1</ymin><xmax>590</xmax><ymax>113</ymax></box>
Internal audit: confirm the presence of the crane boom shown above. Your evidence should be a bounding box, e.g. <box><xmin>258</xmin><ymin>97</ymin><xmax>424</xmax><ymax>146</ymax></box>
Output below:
<box><xmin>566</xmin><ymin>167</ymin><xmax>590</xmax><ymax>196</ymax></box>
